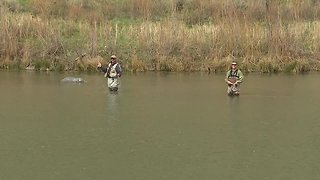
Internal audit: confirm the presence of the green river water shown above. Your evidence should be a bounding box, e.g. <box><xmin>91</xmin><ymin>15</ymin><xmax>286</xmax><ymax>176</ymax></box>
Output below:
<box><xmin>0</xmin><ymin>71</ymin><xmax>320</xmax><ymax>180</ymax></box>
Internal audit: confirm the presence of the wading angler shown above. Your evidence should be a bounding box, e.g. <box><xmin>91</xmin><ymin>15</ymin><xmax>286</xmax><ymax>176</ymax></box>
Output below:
<box><xmin>225</xmin><ymin>62</ymin><xmax>244</xmax><ymax>96</ymax></box>
<box><xmin>97</xmin><ymin>55</ymin><xmax>122</xmax><ymax>92</ymax></box>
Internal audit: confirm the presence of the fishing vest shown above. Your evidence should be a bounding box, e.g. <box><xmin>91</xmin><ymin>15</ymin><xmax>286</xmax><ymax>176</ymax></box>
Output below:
<box><xmin>105</xmin><ymin>63</ymin><xmax>119</xmax><ymax>78</ymax></box>
<box><xmin>228</xmin><ymin>69</ymin><xmax>239</xmax><ymax>79</ymax></box>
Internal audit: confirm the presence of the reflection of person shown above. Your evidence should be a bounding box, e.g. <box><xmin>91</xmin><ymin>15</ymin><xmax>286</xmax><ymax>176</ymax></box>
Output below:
<box><xmin>97</xmin><ymin>55</ymin><xmax>122</xmax><ymax>91</ymax></box>
<box><xmin>225</xmin><ymin>62</ymin><xmax>244</xmax><ymax>96</ymax></box>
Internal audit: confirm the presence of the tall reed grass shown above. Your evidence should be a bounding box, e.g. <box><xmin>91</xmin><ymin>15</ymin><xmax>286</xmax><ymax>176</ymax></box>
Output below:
<box><xmin>1</xmin><ymin>0</ymin><xmax>320</xmax><ymax>72</ymax></box>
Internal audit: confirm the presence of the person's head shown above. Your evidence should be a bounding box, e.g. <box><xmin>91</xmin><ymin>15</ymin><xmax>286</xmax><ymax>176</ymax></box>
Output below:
<box><xmin>110</xmin><ymin>55</ymin><xmax>117</xmax><ymax>63</ymax></box>
<box><xmin>231</xmin><ymin>62</ymin><xmax>237</xmax><ymax>70</ymax></box>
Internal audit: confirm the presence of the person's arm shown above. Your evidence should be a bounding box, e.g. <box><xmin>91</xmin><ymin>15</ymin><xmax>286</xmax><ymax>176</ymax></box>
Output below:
<box><xmin>97</xmin><ymin>62</ymin><xmax>108</xmax><ymax>73</ymax></box>
<box><xmin>115</xmin><ymin>64</ymin><xmax>122</xmax><ymax>77</ymax></box>
<box><xmin>236</xmin><ymin>70</ymin><xmax>244</xmax><ymax>83</ymax></box>
<box><xmin>101</xmin><ymin>66</ymin><xmax>108</xmax><ymax>73</ymax></box>
<box><xmin>225</xmin><ymin>71</ymin><xmax>232</xmax><ymax>84</ymax></box>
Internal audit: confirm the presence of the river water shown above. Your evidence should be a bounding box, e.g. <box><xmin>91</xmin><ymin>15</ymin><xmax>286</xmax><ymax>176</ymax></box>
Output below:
<box><xmin>0</xmin><ymin>71</ymin><xmax>320</xmax><ymax>180</ymax></box>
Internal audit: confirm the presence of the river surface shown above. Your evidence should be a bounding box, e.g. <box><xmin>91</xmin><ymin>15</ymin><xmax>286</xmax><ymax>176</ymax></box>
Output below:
<box><xmin>0</xmin><ymin>71</ymin><xmax>320</xmax><ymax>180</ymax></box>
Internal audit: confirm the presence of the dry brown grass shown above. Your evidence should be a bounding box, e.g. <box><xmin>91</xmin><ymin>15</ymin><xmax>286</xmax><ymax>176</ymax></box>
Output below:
<box><xmin>1</xmin><ymin>0</ymin><xmax>320</xmax><ymax>72</ymax></box>
<box><xmin>129</xmin><ymin>55</ymin><xmax>146</xmax><ymax>72</ymax></box>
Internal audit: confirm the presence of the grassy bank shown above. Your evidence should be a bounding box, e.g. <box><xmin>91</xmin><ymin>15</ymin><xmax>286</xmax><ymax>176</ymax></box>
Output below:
<box><xmin>1</xmin><ymin>0</ymin><xmax>320</xmax><ymax>72</ymax></box>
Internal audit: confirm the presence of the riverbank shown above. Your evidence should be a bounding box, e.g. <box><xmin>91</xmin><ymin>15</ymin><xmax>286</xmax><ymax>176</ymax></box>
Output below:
<box><xmin>1</xmin><ymin>0</ymin><xmax>320</xmax><ymax>73</ymax></box>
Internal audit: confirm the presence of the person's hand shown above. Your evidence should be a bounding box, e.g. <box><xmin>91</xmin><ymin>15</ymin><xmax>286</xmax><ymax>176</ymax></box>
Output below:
<box><xmin>97</xmin><ymin>61</ymin><xmax>102</xmax><ymax>68</ymax></box>
<box><xmin>227</xmin><ymin>81</ymin><xmax>233</xmax><ymax>85</ymax></box>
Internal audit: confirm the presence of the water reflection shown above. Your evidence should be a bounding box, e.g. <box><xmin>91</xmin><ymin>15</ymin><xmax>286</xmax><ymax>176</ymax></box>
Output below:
<box><xmin>106</xmin><ymin>92</ymin><xmax>119</xmax><ymax>113</ymax></box>
<box><xmin>105</xmin><ymin>91</ymin><xmax>120</xmax><ymax>128</ymax></box>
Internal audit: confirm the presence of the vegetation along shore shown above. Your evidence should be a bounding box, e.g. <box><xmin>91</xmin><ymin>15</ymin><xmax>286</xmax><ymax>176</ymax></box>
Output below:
<box><xmin>1</xmin><ymin>0</ymin><xmax>320</xmax><ymax>73</ymax></box>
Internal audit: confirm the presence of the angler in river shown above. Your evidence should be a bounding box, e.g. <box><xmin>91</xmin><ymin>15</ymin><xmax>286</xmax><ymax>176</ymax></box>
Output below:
<box><xmin>97</xmin><ymin>55</ymin><xmax>122</xmax><ymax>92</ymax></box>
<box><xmin>225</xmin><ymin>62</ymin><xmax>244</xmax><ymax>96</ymax></box>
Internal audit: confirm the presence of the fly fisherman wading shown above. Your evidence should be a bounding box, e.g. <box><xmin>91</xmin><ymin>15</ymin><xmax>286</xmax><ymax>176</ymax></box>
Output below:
<box><xmin>97</xmin><ymin>55</ymin><xmax>122</xmax><ymax>92</ymax></box>
<box><xmin>225</xmin><ymin>62</ymin><xmax>244</xmax><ymax>96</ymax></box>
